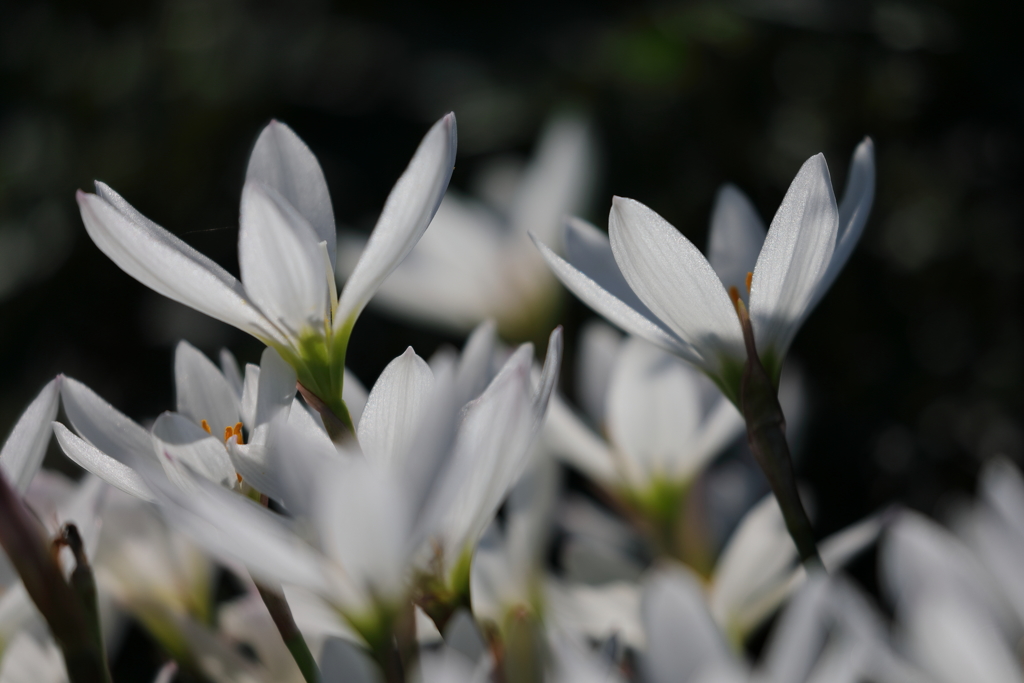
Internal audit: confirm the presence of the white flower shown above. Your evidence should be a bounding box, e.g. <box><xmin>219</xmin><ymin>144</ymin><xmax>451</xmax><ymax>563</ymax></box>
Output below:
<box><xmin>142</xmin><ymin>326</ymin><xmax>562</xmax><ymax>645</ymax></box>
<box><xmin>534</xmin><ymin>140</ymin><xmax>874</xmax><ymax>403</ymax></box>
<box><xmin>545</xmin><ymin>326</ymin><xmax>744</xmax><ymax>496</ymax></box>
<box><xmin>339</xmin><ymin>115</ymin><xmax>594</xmax><ymax>339</ymax></box>
<box><xmin>76</xmin><ymin>115</ymin><xmax>456</xmax><ymax>421</ymax></box>
<box><xmin>0</xmin><ymin>379</ymin><xmax>60</xmax><ymax>495</ymax></box>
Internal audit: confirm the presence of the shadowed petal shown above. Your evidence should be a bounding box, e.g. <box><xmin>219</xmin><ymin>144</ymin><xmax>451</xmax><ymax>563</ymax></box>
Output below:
<box><xmin>748</xmin><ymin>154</ymin><xmax>838</xmax><ymax>359</ymax></box>
<box><xmin>707</xmin><ymin>184</ymin><xmax>766</xmax><ymax>297</ymax></box>
<box><xmin>175</xmin><ymin>341</ymin><xmax>240</xmax><ymax>435</ymax></box>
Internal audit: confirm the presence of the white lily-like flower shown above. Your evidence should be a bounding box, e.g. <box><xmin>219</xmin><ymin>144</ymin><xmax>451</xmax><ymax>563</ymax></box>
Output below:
<box><xmin>339</xmin><ymin>114</ymin><xmax>594</xmax><ymax>339</ymax></box>
<box><xmin>141</xmin><ymin>327</ymin><xmax>562</xmax><ymax>651</ymax></box>
<box><xmin>548</xmin><ymin>493</ymin><xmax>882</xmax><ymax>650</ymax></box>
<box><xmin>76</xmin><ymin>114</ymin><xmax>456</xmax><ymax>422</ymax></box>
<box><xmin>51</xmin><ymin>341</ymin><xmax>347</xmax><ymax>504</ymax></box>
<box><xmin>545</xmin><ymin>327</ymin><xmax>744</xmax><ymax>511</ymax></box>
<box><xmin>534</xmin><ymin>140</ymin><xmax>874</xmax><ymax>403</ymax></box>
<box><xmin>642</xmin><ymin>565</ymin><xmax>922</xmax><ymax>683</ymax></box>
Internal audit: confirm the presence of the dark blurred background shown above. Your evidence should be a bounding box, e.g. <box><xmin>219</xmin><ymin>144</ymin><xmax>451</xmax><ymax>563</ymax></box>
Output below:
<box><xmin>1</xmin><ymin>0</ymin><xmax>1022</xmax><ymax>562</ymax></box>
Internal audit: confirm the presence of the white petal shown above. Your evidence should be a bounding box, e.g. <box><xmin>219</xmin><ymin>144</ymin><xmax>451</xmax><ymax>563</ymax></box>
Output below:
<box><xmin>357</xmin><ymin>347</ymin><xmax>434</xmax><ymax>471</ymax></box>
<box><xmin>606</xmin><ymin>337</ymin><xmax>704</xmax><ymax>488</ymax></box>
<box><xmin>608</xmin><ymin>198</ymin><xmax>744</xmax><ymax>373</ymax></box>
<box><xmin>575</xmin><ymin>320</ymin><xmax>622</xmax><ymax>426</ymax></box>
<box><xmin>228</xmin><ymin>442</ymin><xmax>285</xmax><ymax>502</ymax></box>
<box><xmin>709</xmin><ymin>496</ymin><xmax>797</xmax><ymax>635</ymax></box>
<box><xmin>534</xmin><ymin>326</ymin><xmax>564</xmax><ymax>419</ymax></box>
<box><xmin>52</xmin><ymin>423</ymin><xmax>154</xmax><ymax>501</ymax></box>
<box><xmin>239</xmin><ymin>182</ymin><xmax>329</xmax><ymax>340</ymax></box>
<box><xmin>432</xmin><ymin>345</ymin><xmax>538</xmax><ymax>572</ymax></box>
<box><xmin>0</xmin><ymin>633</ymin><xmax>68</xmax><ymax>683</ymax></box>
<box><xmin>748</xmin><ymin>154</ymin><xmax>839</xmax><ymax>359</ymax></box>
<box><xmin>707</xmin><ymin>184</ymin><xmax>766</xmax><ymax>296</ymax></box>
<box><xmin>759</xmin><ymin>573</ymin><xmax>832</xmax><ymax>683</ymax></box>
<box><xmin>78</xmin><ymin>185</ymin><xmax>283</xmax><ymax>345</ymax></box>
<box><xmin>174</xmin><ymin>341</ymin><xmax>241</xmax><ymax>435</ymax></box>
<box><xmin>219</xmin><ymin>348</ymin><xmax>245</xmax><ymax>397</ymax></box>
<box><xmin>342</xmin><ymin>368</ymin><xmax>368</xmax><ymax>427</ymax></box>
<box><xmin>545</xmin><ymin>579</ymin><xmax>644</xmax><ymax>650</ymax></box>
<box><xmin>455</xmin><ymin>319</ymin><xmax>498</xmax><ymax>405</ymax></box>
<box><xmin>643</xmin><ymin>565</ymin><xmax>738</xmax><ymax>683</ymax></box>
<box><xmin>252</xmin><ymin>347</ymin><xmax>297</xmax><ymax>432</ymax></box>
<box><xmin>335</xmin><ymin>113</ymin><xmax>457</xmax><ymax>331</ymax></box>
<box><xmin>240</xmin><ymin>363</ymin><xmax>261</xmax><ymax>429</ymax></box>
<box><xmin>907</xmin><ymin>595</ymin><xmax>1023</xmax><ymax>683</ymax></box>
<box><xmin>60</xmin><ymin>376</ymin><xmax>152</xmax><ymax>467</ymax></box>
<box><xmin>147</xmin><ymin>468</ymin><xmax>351</xmax><ymax>604</ymax></box>
<box><xmin>0</xmin><ymin>378</ymin><xmax>59</xmax><ymax>493</ymax></box>
<box><xmin>246</xmin><ymin>120</ymin><xmax>337</xmax><ymax>268</ymax></box>
<box><xmin>813</xmin><ymin>138</ymin><xmax>876</xmax><ymax>308</ymax></box>
<box><xmin>541</xmin><ymin>394</ymin><xmax>617</xmax><ymax>485</ymax></box>
<box><xmin>151</xmin><ymin>412</ymin><xmax>236</xmax><ymax>488</ymax></box>
<box><xmin>509</xmin><ymin>115</ymin><xmax>595</xmax><ymax>246</ymax></box>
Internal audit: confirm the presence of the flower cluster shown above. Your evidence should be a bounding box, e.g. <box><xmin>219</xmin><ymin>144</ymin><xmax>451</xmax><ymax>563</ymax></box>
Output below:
<box><xmin>0</xmin><ymin>110</ymin><xmax>1005</xmax><ymax>683</ymax></box>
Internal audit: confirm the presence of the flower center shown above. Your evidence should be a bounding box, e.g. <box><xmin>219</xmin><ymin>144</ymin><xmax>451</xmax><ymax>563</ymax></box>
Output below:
<box><xmin>199</xmin><ymin>419</ymin><xmax>245</xmax><ymax>445</ymax></box>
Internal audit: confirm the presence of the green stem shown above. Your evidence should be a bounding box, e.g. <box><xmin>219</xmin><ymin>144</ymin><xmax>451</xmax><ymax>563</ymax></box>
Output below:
<box><xmin>732</xmin><ymin>295</ymin><xmax>822</xmax><ymax>566</ymax></box>
<box><xmin>296</xmin><ymin>381</ymin><xmax>353</xmax><ymax>444</ymax></box>
<box><xmin>254</xmin><ymin>581</ymin><xmax>321</xmax><ymax>683</ymax></box>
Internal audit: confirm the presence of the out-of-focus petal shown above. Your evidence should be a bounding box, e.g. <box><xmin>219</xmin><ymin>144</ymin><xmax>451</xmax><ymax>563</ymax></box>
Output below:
<box><xmin>151</xmin><ymin>412</ymin><xmax>236</xmax><ymax>488</ymax></box>
<box><xmin>575</xmin><ymin>320</ymin><xmax>622</xmax><ymax>426</ymax></box>
<box><xmin>707</xmin><ymin>184</ymin><xmax>767</xmax><ymax>299</ymax></box>
<box><xmin>542</xmin><ymin>394</ymin><xmax>618</xmax><ymax>485</ymax></box>
<box><xmin>246</xmin><ymin>120</ymin><xmax>337</xmax><ymax>268</ymax></box>
<box><xmin>174</xmin><ymin>341</ymin><xmax>240</xmax><ymax>435</ymax></box>
<box><xmin>342</xmin><ymin>368</ymin><xmax>368</xmax><ymax>427</ymax></box>
<box><xmin>335</xmin><ymin>113</ymin><xmax>457</xmax><ymax>331</ymax></box>
<box><xmin>0</xmin><ymin>378</ymin><xmax>60</xmax><ymax>493</ymax></box>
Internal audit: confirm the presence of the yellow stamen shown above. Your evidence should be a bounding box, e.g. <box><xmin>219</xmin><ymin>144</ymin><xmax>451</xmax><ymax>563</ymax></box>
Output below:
<box><xmin>728</xmin><ymin>285</ymin><xmax>741</xmax><ymax>306</ymax></box>
<box><xmin>745</xmin><ymin>271</ymin><xmax>753</xmax><ymax>294</ymax></box>
<box><xmin>223</xmin><ymin>426</ymin><xmax>234</xmax><ymax>442</ymax></box>
<box><xmin>200</xmin><ymin>420</ymin><xmax>212</xmax><ymax>434</ymax></box>
<box><xmin>232</xmin><ymin>422</ymin><xmax>244</xmax><ymax>445</ymax></box>
<box><xmin>236</xmin><ymin>473</ymin><xmax>243</xmax><ymax>483</ymax></box>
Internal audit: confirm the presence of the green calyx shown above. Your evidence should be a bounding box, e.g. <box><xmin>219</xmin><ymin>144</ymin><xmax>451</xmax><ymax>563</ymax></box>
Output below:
<box><xmin>272</xmin><ymin>325</ymin><xmax>355</xmax><ymax>433</ymax></box>
<box><xmin>711</xmin><ymin>347</ymin><xmax>782</xmax><ymax>410</ymax></box>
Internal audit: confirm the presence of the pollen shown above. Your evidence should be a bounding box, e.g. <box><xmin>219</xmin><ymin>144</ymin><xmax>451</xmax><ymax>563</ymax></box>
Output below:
<box><xmin>200</xmin><ymin>420</ymin><xmax>211</xmax><ymax>434</ymax></box>
<box><xmin>745</xmin><ymin>271</ymin><xmax>753</xmax><ymax>294</ymax></box>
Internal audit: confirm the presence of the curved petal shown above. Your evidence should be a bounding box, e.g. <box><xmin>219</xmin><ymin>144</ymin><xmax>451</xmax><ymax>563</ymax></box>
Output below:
<box><xmin>239</xmin><ymin>182</ymin><xmax>329</xmax><ymax>341</ymax></box>
<box><xmin>542</xmin><ymin>394</ymin><xmax>617</xmax><ymax>486</ymax></box>
<box><xmin>532</xmin><ymin>230</ymin><xmax>697</xmax><ymax>364</ymax></box>
<box><xmin>246</xmin><ymin>120</ymin><xmax>337</xmax><ymax>267</ymax></box>
<box><xmin>175</xmin><ymin>341</ymin><xmax>241</xmax><ymax>436</ymax></box>
<box><xmin>335</xmin><ymin>113</ymin><xmax>458</xmax><ymax>331</ymax></box>
<box><xmin>1</xmin><ymin>378</ymin><xmax>60</xmax><ymax>493</ymax></box>
<box><xmin>575</xmin><ymin>320</ymin><xmax>622</xmax><ymax>426</ymax></box>
<box><xmin>707</xmin><ymin>184</ymin><xmax>766</xmax><ymax>297</ymax></box>
<box><xmin>642</xmin><ymin>565</ymin><xmax>739</xmax><ymax>683</ymax></box>
<box><xmin>52</xmin><ymin>422</ymin><xmax>154</xmax><ymax>502</ymax></box>
<box><xmin>748</xmin><ymin>154</ymin><xmax>838</xmax><ymax>359</ymax></box>
<box><xmin>78</xmin><ymin>185</ymin><xmax>283</xmax><ymax>346</ymax></box>
<box><xmin>606</xmin><ymin>338</ymin><xmax>703</xmax><ymax>488</ymax></box>
<box><xmin>60</xmin><ymin>375</ymin><xmax>152</xmax><ymax>467</ymax></box>
<box><xmin>357</xmin><ymin>347</ymin><xmax>434</xmax><ymax>471</ymax></box>
<box><xmin>813</xmin><ymin>138</ymin><xmax>876</xmax><ymax>308</ymax></box>
<box><xmin>509</xmin><ymin>115</ymin><xmax>595</xmax><ymax>246</ymax></box>
<box><xmin>151</xmin><ymin>412</ymin><xmax>237</xmax><ymax>488</ymax></box>
<box><xmin>455</xmin><ymin>320</ymin><xmax>498</xmax><ymax>406</ymax></box>
<box><xmin>219</xmin><ymin>348</ymin><xmax>245</xmax><ymax>397</ymax></box>
<box><xmin>253</xmin><ymin>347</ymin><xmax>298</xmax><ymax>433</ymax></box>
<box><xmin>608</xmin><ymin>197</ymin><xmax>744</xmax><ymax>373</ymax></box>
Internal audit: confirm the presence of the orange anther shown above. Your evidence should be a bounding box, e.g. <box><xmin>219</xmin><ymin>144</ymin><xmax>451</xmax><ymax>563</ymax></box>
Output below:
<box><xmin>200</xmin><ymin>420</ymin><xmax>212</xmax><ymax>434</ymax></box>
<box><xmin>232</xmin><ymin>422</ymin><xmax>244</xmax><ymax>445</ymax></box>
<box><xmin>236</xmin><ymin>473</ymin><xmax>243</xmax><ymax>483</ymax></box>
<box><xmin>223</xmin><ymin>426</ymin><xmax>234</xmax><ymax>442</ymax></box>
<box><xmin>728</xmin><ymin>285</ymin><xmax>741</xmax><ymax>305</ymax></box>
<box><xmin>745</xmin><ymin>271</ymin><xmax>753</xmax><ymax>294</ymax></box>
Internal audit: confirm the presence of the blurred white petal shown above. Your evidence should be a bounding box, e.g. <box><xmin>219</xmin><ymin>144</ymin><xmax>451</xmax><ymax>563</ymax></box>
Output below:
<box><xmin>707</xmin><ymin>184</ymin><xmax>766</xmax><ymax>298</ymax></box>
<box><xmin>0</xmin><ymin>377</ymin><xmax>59</xmax><ymax>493</ymax></box>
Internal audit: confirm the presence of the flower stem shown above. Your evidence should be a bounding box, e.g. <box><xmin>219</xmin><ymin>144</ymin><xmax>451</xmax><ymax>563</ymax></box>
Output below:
<box><xmin>0</xmin><ymin>473</ymin><xmax>112</xmax><ymax>683</ymax></box>
<box><xmin>731</xmin><ymin>294</ymin><xmax>822</xmax><ymax>566</ymax></box>
<box><xmin>254</xmin><ymin>580</ymin><xmax>321</xmax><ymax>683</ymax></box>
